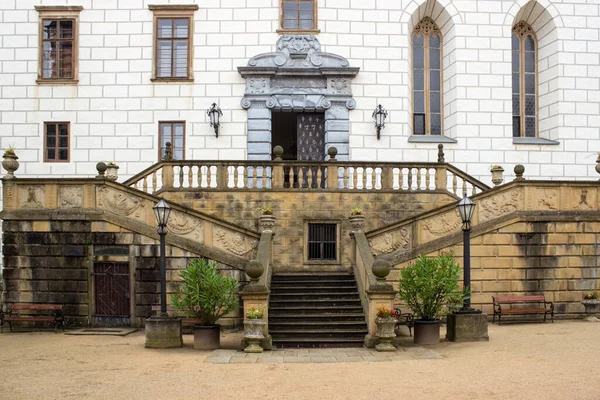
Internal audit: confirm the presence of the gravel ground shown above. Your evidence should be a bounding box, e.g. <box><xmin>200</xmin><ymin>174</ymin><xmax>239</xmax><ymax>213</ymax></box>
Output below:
<box><xmin>0</xmin><ymin>320</ymin><xmax>598</xmax><ymax>400</ymax></box>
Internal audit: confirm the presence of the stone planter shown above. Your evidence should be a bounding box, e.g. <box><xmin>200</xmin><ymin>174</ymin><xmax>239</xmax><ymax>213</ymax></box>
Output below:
<box><xmin>2</xmin><ymin>154</ymin><xmax>19</xmax><ymax>179</ymax></box>
<box><xmin>490</xmin><ymin>166</ymin><xmax>504</xmax><ymax>186</ymax></box>
<box><xmin>144</xmin><ymin>316</ymin><xmax>182</xmax><ymax>349</ymax></box>
<box><xmin>349</xmin><ymin>214</ymin><xmax>365</xmax><ymax>232</ymax></box>
<box><xmin>193</xmin><ymin>324</ymin><xmax>220</xmax><ymax>350</ymax></box>
<box><xmin>243</xmin><ymin>319</ymin><xmax>266</xmax><ymax>353</ymax></box>
<box><xmin>581</xmin><ymin>299</ymin><xmax>600</xmax><ymax>315</ymax></box>
<box><xmin>106</xmin><ymin>164</ymin><xmax>119</xmax><ymax>181</ymax></box>
<box><xmin>375</xmin><ymin>317</ymin><xmax>397</xmax><ymax>351</ymax></box>
<box><xmin>258</xmin><ymin>214</ymin><xmax>276</xmax><ymax>233</ymax></box>
<box><xmin>414</xmin><ymin>319</ymin><xmax>441</xmax><ymax>345</ymax></box>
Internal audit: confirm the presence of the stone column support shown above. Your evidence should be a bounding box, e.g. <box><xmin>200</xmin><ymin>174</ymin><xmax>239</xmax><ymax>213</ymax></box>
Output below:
<box><xmin>240</xmin><ymin>288</ymin><xmax>272</xmax><ymax>350</ymax></box>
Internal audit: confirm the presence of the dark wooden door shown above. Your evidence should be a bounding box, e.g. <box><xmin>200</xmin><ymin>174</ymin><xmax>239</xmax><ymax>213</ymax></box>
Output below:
<box><xmin>296</xmin><ymin>113</ymin><xmax>325</xmax><ymax>188</ymax></box>
<box><xmin>93</xmin><ymin>262</ymin><xmax>130</xmax><ymax>326</ymax></box>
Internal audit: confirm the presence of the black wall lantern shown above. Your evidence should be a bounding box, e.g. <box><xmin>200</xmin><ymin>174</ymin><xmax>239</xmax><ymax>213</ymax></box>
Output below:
<box><xmin>207</xmin><ymin>103</ymin><xmax>223</xmax><ymax>137</ymax></box>
<box><xmin>372</xmin><ymin>104</ymin><xmax>388</xmax><ymax>140</ymax></box>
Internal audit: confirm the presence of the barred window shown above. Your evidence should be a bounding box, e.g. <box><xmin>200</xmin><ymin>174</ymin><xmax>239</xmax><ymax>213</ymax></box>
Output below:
<box><xmin>44</xmin><ymin>122</ymin><xmax>70</xmax><ymax>162</ymax></box>
<box><xmin>281</xmin><ymin>0</ymin><xmax>317</xmax><ymax>31</ymax></box>
<box><xmin>412</xmin><ymin>17</ymin><xmax>442</xmax><ymax>136</ymax></box>
<box><xmin>512</xmin><ymin>22</ymin><xmax>537</xmax><ymax>138</ymax></box>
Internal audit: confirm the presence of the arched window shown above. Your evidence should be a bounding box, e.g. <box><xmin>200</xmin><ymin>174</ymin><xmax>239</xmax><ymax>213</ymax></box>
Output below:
<box><xmin>412</xmin><ymin>17</ymin><xmax>442</xmax><ymax>136</ymax></box>
<box><xmin>512</xmin><ymin>22</ymin><xmax>537</xmax><ymax>137</ymax></box>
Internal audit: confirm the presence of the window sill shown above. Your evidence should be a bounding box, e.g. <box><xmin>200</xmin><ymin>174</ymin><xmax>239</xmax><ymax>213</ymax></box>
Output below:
<box><xmin>151</xmin><ymin>78</ymin><xmax>194</xmax><ymax>83</ymax></box>
<box><xmin>276</xmin><ymin>29</ymin><xmax>320</xmax><ymax>35</ymax></box>
<box><xmin>512</xmin><ymin>137</ymin><xmax>560</xmax><ymax>145</ymax></box>
<box><xmin>408</xmin><ymin>135</ymin><xmax>457</xmax><ymax>144</ymax></box>
<box><xmin>36</xmin><ymin>79</ymin><xmax>78</xmax><ymax>85</ymax></box>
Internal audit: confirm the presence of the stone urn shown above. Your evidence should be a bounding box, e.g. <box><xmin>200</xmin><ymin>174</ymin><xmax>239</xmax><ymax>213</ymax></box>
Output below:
<box><xmin>349</xmin><ymin>214</ymin><xmax>365</xmax><ymax>232</ymax></box>
<box><xmin>106</xmin><ymin>163</ymin><xmax>119</xmax><ymax>181</ymax></box>
<box><xmin>258</xmin><ymin>214</ymin><xmax>276</xmax><ymax>233</ymax></box>
<box><xmin>490</xmin><ymin>166</ymin><xmax>504</xmax><ymax>186</ymax></box>
<box><xmin>375</xmin><ymin>317</ymin><xmax>397</xmax><ymax>352</ymax></box>
<box><xmin>2</xmin><ymin>153</ymin><xmax>19</xmax><ymax>179</ymax></box>
<box><xmin>581</xmin><ymin>299</ymin><xmax>600</xmax><ymax>315</ymax></box>
<box><xmin>243</xmin><ymin>319</ymin><xmax>266</xmax><ymax>353</ymax></box>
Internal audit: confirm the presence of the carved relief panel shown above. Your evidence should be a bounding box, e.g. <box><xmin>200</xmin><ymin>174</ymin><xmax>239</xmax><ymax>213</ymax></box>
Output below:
<box><xmin>19</xmin><ymin>186</ymin><xmax>45</xmax><ymax>209</ymax></box>
<box><xmin>526</xmin><ymin>187</ymin><xmax>559</xmax><ymax>211</ymax></box>
<box><xmin>213</xmin><ymin>227</ymin><xmax>257</xmax><ymax>259</ymax></box>
<box><xmin>167</xmin><ymin>210</ymin><xmax>204</xmax><ymax>242</ymax></box>
<box><xmin>97</xmin><ymin>186</ymin><xmax>146</xmax><ymax>223</ymax></box>
<box><xmin>419</xmin><ymin>209</ymin><xmax>462</xmax><ymax>244</ymax></box>
<box><xmin>479</xmin><ymin>188</ymin><xmax>523</xmax><ymax>223</ymax></box>
<box><xmin>59</xmin><ymin>186</ymin><xmax>84</xmax><ymax>208</ymax></box>
<box><xmin>369</xmin><ymin>228</ymin><xmax>411</xmax><ymax>256</ymax></box>
<box><xmin>560</xmin><ymin>187</ymin><xmax>597</xmax><ymax>211</ymax></box>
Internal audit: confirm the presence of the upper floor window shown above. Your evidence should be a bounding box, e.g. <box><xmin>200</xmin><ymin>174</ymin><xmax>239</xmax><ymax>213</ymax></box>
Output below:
<box><xmin>159</xmin><ymin>122</ymin><xmax>185</xmax><ymax>160</ymax></box>
<box><xmin>149</xmin><ymin>5</ymin><xmax>198</xmax><ymax>81</ymax></box>
<box><xmin>279</xmin><ymin>0</ymin><xmax>318</xmax><ymax>33</ymax></box>
<box><xmin>412</xmin><ymin>17</ymin><xmax>442</xmax><ymax>136</ymax></box>
<box><xmin>35</xmin><ymin>6</ymin><xmax>82</xmax><ymax>84</ymax></box>
<box><xmin>512</xmin><ymin>22</ymin><xmax>537</xmax><ymax>138</ymax></box>
<box><xmin>44</xmin><ymin>122</ymin><xmax>70</xmax><ymax>162</ymax></box>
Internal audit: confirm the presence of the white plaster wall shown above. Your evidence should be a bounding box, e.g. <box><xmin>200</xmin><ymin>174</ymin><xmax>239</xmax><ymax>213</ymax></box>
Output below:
<box><xmin>0</xmin><ymin>0</ymin><xmax>598</xmax><ymax>186</ymax></box>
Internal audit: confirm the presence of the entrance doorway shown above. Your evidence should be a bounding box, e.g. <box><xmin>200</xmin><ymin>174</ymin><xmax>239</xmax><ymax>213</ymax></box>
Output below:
<box><xmin>272</xmin><ymin>112</ymin><xmax>325</xmax><ymax>188</ymax></box>
<box><xmin>93</xmin><ymin>262</ymin><xmax>131</xmax><ymax>327</ymax></box>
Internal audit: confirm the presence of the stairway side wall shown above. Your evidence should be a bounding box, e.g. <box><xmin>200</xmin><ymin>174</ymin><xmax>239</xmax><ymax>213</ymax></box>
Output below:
<box><xmin>164</xmin><ymin>190</ymin><xmax>455</xmax><ymax>271</ymax></box>
<box><xmin>1</xmin><ymin>218</ymin><xmax>245</xmax><ymax>328</ymax></box>
<box><xmin>389</xmin><ymin>220</ymin><xmax>600</xmax><ymax>317</ymax></box>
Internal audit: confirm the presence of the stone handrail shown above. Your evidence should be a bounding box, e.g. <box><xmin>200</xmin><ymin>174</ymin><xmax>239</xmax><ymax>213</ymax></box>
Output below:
<box><xmin>124</xmin><ymin>160</ymin><xmax>489</xmax><ymax>198</ymax></box>
<box><xmin>365</xmin><ymin>180</ymin><xmax>600</xmax><ymax>262</ymax></box>
<box><xmin>351</xmin><ymin>230</ymin><xmax>377</xmax><ymax>316</ymax></box>
<box><xmin>1</xmin><ymin>178</ymin><xmax>260</xmax><ymax>269</ymax></box>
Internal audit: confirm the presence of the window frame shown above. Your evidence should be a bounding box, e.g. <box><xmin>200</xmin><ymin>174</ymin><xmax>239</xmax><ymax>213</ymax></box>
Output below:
<box><xmin>35</xmin><ymin>6</ymin><xmax>82</xmax><ymax>85</ymax></box>
<box><xmin>158</xmin><ymin>121</ymin><xmax>186</xmax><ymax>161</ymax></box>
<box><xmin>512</xmin><ymin>21</ymin><xmax>538</xmax><ymax>138</ymax></box>
<box><xmin>303</xmin><ymin>220</ymin><xmax>341</xmax><ymax>265</ymax></box>
<box><xmin>44</xmin><ymin>121</ymin><xmax>70</xmax><ymax>163</ymax></box>
<box><xmin>149</xmin><ymin>4</ymin><xmax>198</xmax><ymax>82</ymax></box>
<box><xmin>278</xmin><ymin>0</ymin><xmax>319</xmax><ymax>34</ymax></box>
<box><xmin>411</xmin><ymin>17</ymin><xmax>444</xmax><ymax>137</ymax></box>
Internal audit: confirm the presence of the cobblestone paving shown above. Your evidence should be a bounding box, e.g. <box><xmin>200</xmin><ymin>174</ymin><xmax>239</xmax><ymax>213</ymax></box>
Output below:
<box><xmin>205</xmin><ymin>347</ymin><xmax>443</xmax><ymax>364</ymax></box>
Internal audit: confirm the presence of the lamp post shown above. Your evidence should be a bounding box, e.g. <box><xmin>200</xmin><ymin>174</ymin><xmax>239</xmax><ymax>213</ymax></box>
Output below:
<box><xmin>207</xmin><ymin>103</ymin><xmax>223</xmax><ymax>137</ymax></box>
<box><xmin>457</xmin><ymin>195</ymin><xmax>475</xmax><ymax>311</ymax></box>
<box><xmin>153</xmin><ymin>199</ymin><xmax>171</xmax><ymax>316</ymax></box>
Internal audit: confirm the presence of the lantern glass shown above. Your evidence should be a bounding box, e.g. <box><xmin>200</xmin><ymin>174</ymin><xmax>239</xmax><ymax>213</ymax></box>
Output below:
<box><xmin>153</xmin><ymin>199</ymin><xmax>171</xmax><ymax>226</ymax></box>
<box><xmin>457</xmin><ymin>195</ymin><xmax>475</xmax><ymax>224</ymax></box>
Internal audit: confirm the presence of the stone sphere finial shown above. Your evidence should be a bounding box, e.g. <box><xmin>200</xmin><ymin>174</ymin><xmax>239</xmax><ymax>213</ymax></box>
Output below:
<box><xmin>273</xmin><ymin>145</ymin><xmax>284</xmax><ymax>161</ymax></box>
<box><xmin>372</xmin><ymin>258</ymin><xmax>392</xmax><ymax>282</ymax></box>
<box><xmin>514</xmin><ymin>164</ymin><xmax>525</xmax><ymax>181</ymax></box>
<box><xmin>96</xmin><ymin>162</ymin><xmax>107</xmax><ymax>178</ymax></box>
<box><xmin>437</xmin><ymin>144</ymin><xmax>445</xmax><ymax>163</ymax></box>
<box><xmin>245</xmin><ymin>259</ymin><xmax>264</xmax><ymax>282</ymax></box>
<box><xmin>328</xmin><ymin>146</ymin><xmax>338</xmax><ymax>161</ymax></box>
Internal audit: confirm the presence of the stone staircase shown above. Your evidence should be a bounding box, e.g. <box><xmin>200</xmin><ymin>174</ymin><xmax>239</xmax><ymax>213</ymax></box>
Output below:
<box><xmin>268</xmin><ymin>272</ymin><xmax>368</xmax><ymax>348</ymax></box>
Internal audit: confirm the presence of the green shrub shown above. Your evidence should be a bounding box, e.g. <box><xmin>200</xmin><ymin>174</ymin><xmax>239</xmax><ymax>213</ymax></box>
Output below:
<box><xmin>398</xmin><ymin>253</ymin><xmax>468</xmax><ymax>321</ymax></box>
<box><xmin>171</xmin><ymin>258</ymin><xmax>239</xmax><ymax>325</ymax></box>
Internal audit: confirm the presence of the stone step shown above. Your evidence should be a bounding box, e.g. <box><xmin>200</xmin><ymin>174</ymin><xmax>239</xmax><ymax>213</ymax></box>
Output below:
<box><xmin>270</xmin><ymin>293</ymin><xmax>361</xmax><ymax>300</ymax></box>
<box><xmin>272</xmin><ymin>273</ymin><xmax>355</xmax><ymax>282</ymax></box>
<box><xmin>270</xmin><ymin>299</ymin><xmax>362</xmax><ymax>307</ymax></box>
<box><xmin>270</xmin><ymin>337</ymin><xmax>365</xmax><ymax>347</ymax></box>
<box><xmin>270</xmin><ymin>285</ymin><xmax>358</xmax><ymax>292</ymax></box>
<box><xmin>269</xmin><ymin>321</ymin><xmax>367</xmax><ymax>329</ymax></box>
<box><xmin>269</xmin><ymin>313</ymin><xmax>366</xmax><ymax>322</ymax></box>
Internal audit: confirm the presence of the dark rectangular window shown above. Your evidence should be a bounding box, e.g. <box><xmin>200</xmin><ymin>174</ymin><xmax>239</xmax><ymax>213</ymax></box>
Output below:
<box><xmin>42</xmin><ymin>19</ymin><xmax>74</xmax><ymax>79</ymax></box>
<box><xmin>156</xmin><ymin>18</ymin><xmax>190</xmax><ymax>78</ymax></box>
<box><xmin>282</xmin><ymin>0</ymin><xmax>316</xmax><ymax>30</ymax></box>
<box><xmin>308</xmin><ymin>223</ymin><xmax>337</xmax><ymax>260</ymax></box>
<box><xmin>44</xmin><ymin>122</ymin><xmax>70</xmax><ymax>162</ymax></box>
<box><xmin>159</xmin><ymin>121</ymin><xmax>185</xmax><ymax>160</ymax></box>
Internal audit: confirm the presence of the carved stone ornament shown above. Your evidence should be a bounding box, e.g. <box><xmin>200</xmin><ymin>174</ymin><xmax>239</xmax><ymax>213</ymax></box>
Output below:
<box><xmin>345</xmin><ymin>99</ymin><xmax>356</xmax><ymax>109</ymax></box>
<box><xmin>512</xmin><ymin>21</ymin><xmax>534</xmax><ymax>39</ymax></box>
<box><xmin>19</xmin><ymin>186</ymin><xmax>44</xmax><ymax>209</ymax></box>
<box><xmin>575</xmin><ymin>189</ymin><xmax>593</xmax><ymax>210</ymax></box>
<box><xmin>97</xmin><ymin>186</ymin><xmax>145</xmax><ymax>218</ymax></box>
<box><xmin>422</xmin><ymin>209</ymin><xmax>461</xmax><ymax>240</ymax></box>
<box><xmin>4</xmin><ymin>184</ymin><xmax>16</xmax><ymax>208</ymax></box>
<box><xmin>214</xmin><ymin>227</ymin><xmax>257</xmax><ymax>257</ymax></box>
<box><xmin>247</xmin><ymin>77</ymin><xmax>269</xmax><ymax>94</ymax></box>
<box><xmin>413</xmin><ymin>17</ymin><xmax>440</xmax><ymax>36</ymax></box>
<box><xmin>241</xmin><ymin>98</ymin><xmax>252</xmax><ymax>109</ymax></box>
<box><xmin>167</xmin><ymin>210</ymin><xmax>203</xmax><ymax>237</ymax></box>
<box><xmin>59</xmin><ymin>186</ymin><xmax>83</xmax><ymax>208</ymax></box>
<box><xmin>537</xmin><ymin>189</ymin><xmax>558</xmax><ymax>210</ymax></box>
<box><xmin>369</xmin><ymin>229</ymin><xmax>411</xmax><ymax>256</ymax></box>
<box><xmin>479</xmin><ymin>189</ymin><xmax>523</xmax><ymax>223</ymax></box>
<box><xmin>328</xmin><ymin>78</ymin><xmax>350</xmax><ymax>94</ymax></box>
<box><xmin>277</xmin><ymin>35</ymin><xmax>320</xmax><ymax>54</ymax></box>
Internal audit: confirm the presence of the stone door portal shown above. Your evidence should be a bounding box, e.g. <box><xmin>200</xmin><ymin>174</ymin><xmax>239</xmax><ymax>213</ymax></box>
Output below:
<box><xmin>93</xmin><ymin>262</ymin><xmax>131</xmax><ymax>327</ymax></box>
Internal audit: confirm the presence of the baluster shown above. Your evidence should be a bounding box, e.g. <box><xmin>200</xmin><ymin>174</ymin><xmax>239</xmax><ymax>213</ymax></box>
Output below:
<box><xmin>416</xmin><ymin>168</ymin><xmax>422</xmax><ymax>190</ymax></box>
<box><xmin>462</xmin><ymin>178</ymin><xmax>468</xmax><ymax>196</ymax></box>
<box><xmin>398</xmin><ymin>168</ymin><xmax>404</xmax><ymax>190</ymax></box>
<box><xmin>315</xmin><ymin>166</ymin><xmax>322</xmax><ymax>189</ymax></box>
<box><xmin>232</xmin><ymin>165</ymin><xmax>238</xmax><ymax>189</ymax></box>
<box><xmin>452</xmin><ymin>174</ymin><xmax>458</xmax><ymax>195</ymax></box>
<box><xmin>407</xmin><ymin>168</ymin><xmax>413</xmax><ymax>191</ymax></box>
<box><xmin>472</xmin><ymin>184</ymin><xmax>476</xmax><ymax>196</ymax></box>
<box><xmin>307</xmin><ymin>166</ymin><xmax>313</xmax><ymax>189</ymax></box>
<box><xmin>262</xmin><ymin>165</ymin><xmax>267</xmax><ymax>188</ymax></box>
<box><xmin>197</xmin><ymin>165</ymin><xmax>203</xmax><ymax>188</ymax></box>
<box><xmin>152</xmin><ymin>171</ymin><xmax>157</xmax><ymax>192</ymax></box>
<box><xmin>343</xmin><ymin>167</ymin><xmax>349</xmax><ymax>189</ymax></box>
<box><xmin>352</xmin><ymin>167</ymin><xmax>358</xmax><ymax>190</ymax></box>
<box><xmin>178</xmin><ymin>166</ymin><xmax>184</xmax><ymax>188</ymax></box>
<box><xmin>298</xmin><ymin>166</ymin><xmax>305</xmax><ymax>189</ymax></box>
<box><xmin>290</xmin><ymin>166</ymin><xmax>296</xmax><ymax>189</ymax></box>
<box><xmin>142</xmin><ymin>176</ymin><xmax>148</xmax><ymax>193</ymax></box>
<box><xmin>187</xmin><ymin>165</ymin><xmax>193</xmax><ymax>188</ymax></box>
<box><xmin>425</xmin><ymin>168</ymin><xmax>431</xmax><ymax>190</ymax></box>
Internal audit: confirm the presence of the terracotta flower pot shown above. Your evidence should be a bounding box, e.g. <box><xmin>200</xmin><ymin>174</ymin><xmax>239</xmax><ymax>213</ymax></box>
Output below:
<box><xmin>413</xmin><ymin>320</ymin><xmax>441</xmax><ymax>345</ymax></box>
<box><xmin>193</xmin><ymin>324</ymin><xmax>220</xmax><ymax>350</ymax></box>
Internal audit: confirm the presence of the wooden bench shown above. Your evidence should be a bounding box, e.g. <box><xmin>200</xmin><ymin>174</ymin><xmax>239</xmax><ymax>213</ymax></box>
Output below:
<box><xmin>0</xmin><ymin>304</ymin><xmax>64</xmax><ymax>333</ymax></box>
<box><xmin>151</xmin><ymin>305</ymin><xmax>201</xmax><ymax>331</ymax></box>
<box><xmin>394</xmin><ymin>308</ymin><xmax>415</xmax><ymax>336</ymax></box>
<box><xmin>492</xmin><ymin>295</ymin><xmax>554</xmax><ymax>325</ymax></box>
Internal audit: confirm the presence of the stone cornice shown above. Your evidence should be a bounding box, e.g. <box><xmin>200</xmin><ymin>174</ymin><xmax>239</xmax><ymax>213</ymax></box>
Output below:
<box><xmin>35</xmin><ymin>5</ymin><xmax>83</xmax><ymax>12</ymax></box>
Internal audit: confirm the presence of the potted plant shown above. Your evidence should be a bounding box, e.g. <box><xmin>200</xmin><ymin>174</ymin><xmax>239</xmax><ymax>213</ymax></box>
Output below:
<box><xmin>490</xmin><ymin>165</ymin><xmax>504</xmax><ymax>186</ymax></box>
<box><xmin>349</xmin><ymin>207</ymin><xmax>365</xmax><ymax>231</ymax></box>
<box><xmin>105</xmin><ymin>161</ymin><xmax>119</xmax><ymax>181</ymax></box>
<box><xmin>398</xmin><ymin>253</ymin><xmax>466</xmax><ymax>345</ymax></box>
<box><xmin>171</xmin><ymin>258</ymin><xmax>239</xmax><ymax>350</ymax></box>
<box><xmin>2</xmin><ymin>146</ymin><xmax>19</xmax><ymax>179</ymax></box>
<box><xmin>258</xmin><ymin>205</ymin><xmax>276</xmax><ymax>233</ymax></box>
<box><xmin>581</xmin><ymin>292</ymin><xmax>600</xmax><ymax>315</ymax></box>
<box><xmin>374</xmin><ymin>306</ymin><xmax>397</xmax><ymax>352</ymax></box>
<box><xmin>243</xmin><ymin>306</ymin><xmax>266</xmax><ymax>353</ymax></box>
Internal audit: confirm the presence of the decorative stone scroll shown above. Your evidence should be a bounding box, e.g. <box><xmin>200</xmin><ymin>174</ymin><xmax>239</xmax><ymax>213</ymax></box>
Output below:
<box><xmin>369</xmin><ymin>228</ymin><xmax>411</xmax><ymax>256</ymax></box>
<box><xmin>167</xmin><ymin>210</ymin><xmax>203</xmax><ymax>241</ymax></box>
<box><xmin>479</xmin><ymin>188</ymin><xmax>523</xmax><ymax>223</ymax></box>
<box><xmin>214</xmin><ymin>227</ymin><xmax>257</xmax><ymax>258</ymax></box>
<box><xmin>97</xmin><ymin>186</ymin><xmax>145</xmax><ymax>219</ymax></box>
<box><xmin>59</xmin><ymin>186</ymin><xmax>83</xmax><ymax>208</ymax></box>
<box><xmin>420</xmin><ymin>209</ymin><xmax>462</xmax><ymax>243</ymax></box>
<box><xmin>19</xmin><ymin>186</ymin><xmax>44</xmax><ymax>209</ymax></box>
